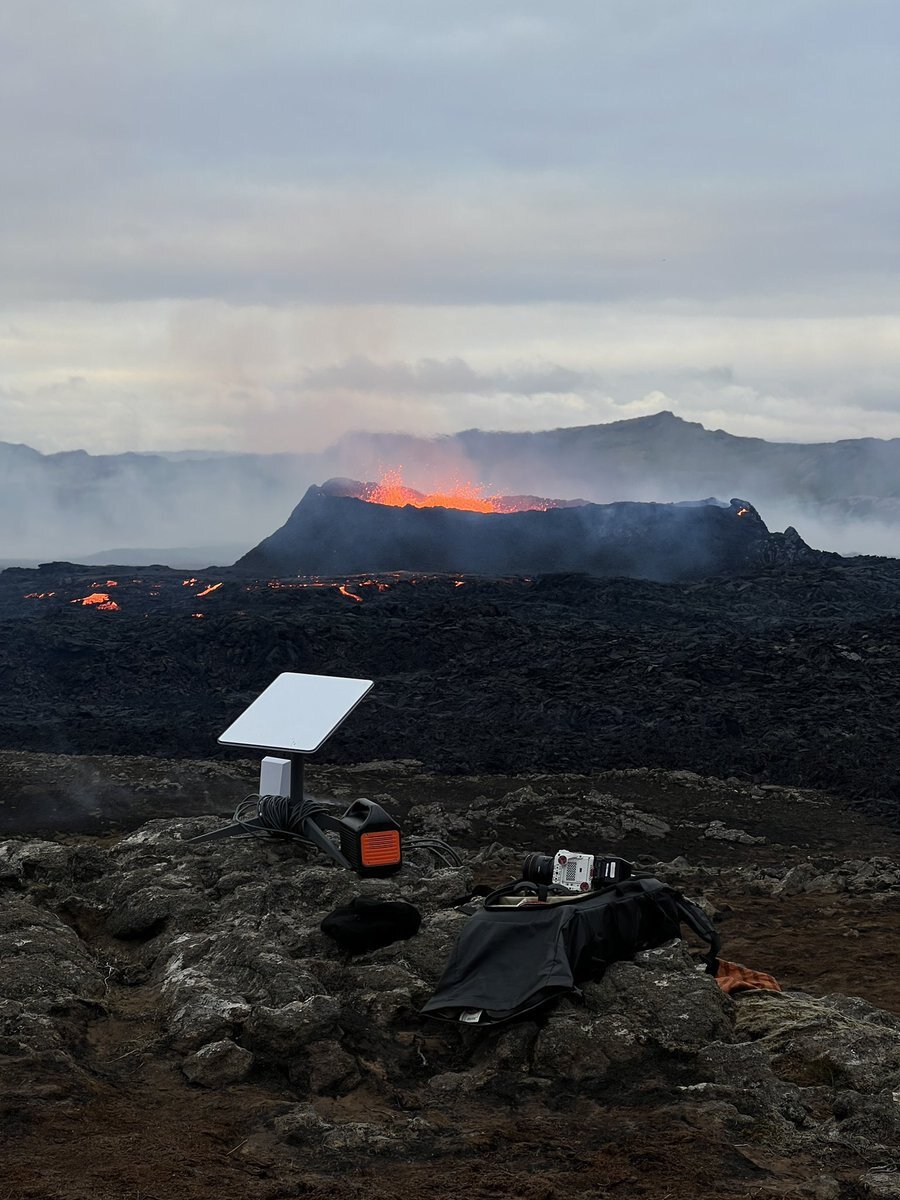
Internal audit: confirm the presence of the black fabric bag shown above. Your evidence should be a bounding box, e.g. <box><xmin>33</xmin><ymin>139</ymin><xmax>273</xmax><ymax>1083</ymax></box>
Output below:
<box><xmin>321</xmin><ymin>897</ymin><xmax>421</xmax><ymax>955</ymax></box>
<box><xmin>421</xmin><ymin>876</ymin><xmax>720</xmax><ymax>1025</ymax></box>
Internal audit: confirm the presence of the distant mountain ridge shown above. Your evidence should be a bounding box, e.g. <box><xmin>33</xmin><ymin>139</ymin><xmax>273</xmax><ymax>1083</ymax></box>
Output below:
<box><xmin>334</xmin><ymin>411</ymin><xmax>900</xmax><ymax>502</ymax></box>
<box><xmin>4</xmin><ymin>412</ymin><xmax>900</xmax><ymax>561</ymax></box>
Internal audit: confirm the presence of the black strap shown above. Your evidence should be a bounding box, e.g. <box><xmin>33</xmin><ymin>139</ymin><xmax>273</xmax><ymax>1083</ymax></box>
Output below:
<box><xmin>481</xmin><ymin>879</ymin><xmax>539</xmax><ymax>907</ymax></box>
<box><xmin>481</xmin><ymin>879</ymin><xmax>591</xmax><ymax>908</ymax></box>
<box><xmin>674</xmin><ymin>895</ymin><xmax>721</xmax><ymax>972</ymax></box>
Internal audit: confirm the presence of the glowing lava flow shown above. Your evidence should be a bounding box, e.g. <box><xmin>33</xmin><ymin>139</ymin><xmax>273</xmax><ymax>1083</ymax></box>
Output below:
<box><xmin>72</xmin><ymin>592</ymin><xmax>120</xmax><ymax>610</ymax></box>
<box><xmin>196</xmin><ymin>582</ymin><xmax>223</xmax><ymax>598</ymax></box>
<box><xmin>338</xmin><ymin>585</ymin><xmax>363</xmax><ymax>602</ymax></box>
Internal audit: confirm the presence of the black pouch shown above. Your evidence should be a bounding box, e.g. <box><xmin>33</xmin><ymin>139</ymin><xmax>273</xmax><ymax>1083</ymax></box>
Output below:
<box><xmin>321</xmin><ymin>897</ymin><xmax>421</xmax><ymax>955</ymax></box>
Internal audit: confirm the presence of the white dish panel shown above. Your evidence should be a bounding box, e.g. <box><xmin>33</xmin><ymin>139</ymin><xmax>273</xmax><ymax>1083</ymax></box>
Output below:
<box><xmin>218</xmin><ymin>672</ymin><xmax>373</xmax><ymax>754</ymax></box>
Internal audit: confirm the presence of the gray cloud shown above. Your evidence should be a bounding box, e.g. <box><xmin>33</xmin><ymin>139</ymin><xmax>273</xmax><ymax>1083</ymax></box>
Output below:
<box><xmin>302</xmin><ymin>356</ymin><xmax>589</xmax><ymax>396</ymax></box>
<box><xmin>1</xmin><ymin>1</ymin><xmax>899</xmax><ymax>451</ymax></box>
<box><xmin>1</xmin><ymin>1</ymin><xmax>899</xmax><ymax>309</ymax></box>
<box><xmin>2</xmin><ymin>175</ymin><xmax>898</xmax><ymax>312</ymax></box>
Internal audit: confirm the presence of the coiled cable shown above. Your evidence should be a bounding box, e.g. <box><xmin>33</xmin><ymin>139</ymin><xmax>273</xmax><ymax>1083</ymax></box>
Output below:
<box><xmin>231</xmin><ymin>792</ymin><xmax>331</xmax><ymax>844</ymax></box>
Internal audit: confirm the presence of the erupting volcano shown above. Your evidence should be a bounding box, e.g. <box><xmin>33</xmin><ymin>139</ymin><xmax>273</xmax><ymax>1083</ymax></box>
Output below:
<box><xmin>235</xmin><ymin>477</ymin><xmax>819</xmax><ymax>581</ymax></box>
<box><xmin>326</xmin><ymin>471</ymin><xmax>569</xmax><ymax>514</ymax></box>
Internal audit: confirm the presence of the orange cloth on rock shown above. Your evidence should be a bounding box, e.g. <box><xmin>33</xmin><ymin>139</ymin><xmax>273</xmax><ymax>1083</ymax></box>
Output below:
<box><xmin>715</xmin><ymin>958</ymin><xmax>781</xmax><ymax>995</ymax></box>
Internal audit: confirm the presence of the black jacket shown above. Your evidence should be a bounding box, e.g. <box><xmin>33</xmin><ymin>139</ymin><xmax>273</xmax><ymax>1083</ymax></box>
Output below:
<box><xmin>422</xmin><ymin>876</ymin><xmax>719</xmax><ymax>1025</ymax></box>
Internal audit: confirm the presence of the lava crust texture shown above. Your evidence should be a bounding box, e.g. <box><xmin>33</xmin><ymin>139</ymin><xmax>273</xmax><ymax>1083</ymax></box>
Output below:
<box><xmin>3</xmin><ymin>558</ymin><xmax>900</xmax><ymax>828</ymax></box>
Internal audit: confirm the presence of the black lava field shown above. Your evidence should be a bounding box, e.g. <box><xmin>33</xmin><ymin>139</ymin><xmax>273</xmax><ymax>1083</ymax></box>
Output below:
<box><xmin>3</xmin><ymin>557</ymin><xmax>900</xmax><ymax>825</ymax></box>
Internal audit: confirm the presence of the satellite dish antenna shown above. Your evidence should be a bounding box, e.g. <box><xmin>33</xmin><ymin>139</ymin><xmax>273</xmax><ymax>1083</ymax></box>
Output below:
<box><xmin>217</xmin><ymin>671</ymin><xmax>373</xmax><ymax>757</ymax></box>
<box><xmin>191</xmin><ymin>673</ymin><xmax>401</xmax><ymax>872</ymax></box>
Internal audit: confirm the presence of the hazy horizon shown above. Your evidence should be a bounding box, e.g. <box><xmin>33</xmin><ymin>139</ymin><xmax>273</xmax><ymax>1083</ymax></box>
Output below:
<box><xmin>5</xmin><ymin>410</ymin><xmax>900</xmax><ymax>564</ymax></box>
<box><xmin>9</xmin><ymin>408</ymin><xmax>900</xmax><ymax>461</ymax></box>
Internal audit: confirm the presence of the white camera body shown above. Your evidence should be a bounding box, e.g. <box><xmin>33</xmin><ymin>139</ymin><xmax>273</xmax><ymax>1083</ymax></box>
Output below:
<box><xmin>551</xmin><ymin>850</ymin><xmax>596</xmax><ymax>892</ymax></box>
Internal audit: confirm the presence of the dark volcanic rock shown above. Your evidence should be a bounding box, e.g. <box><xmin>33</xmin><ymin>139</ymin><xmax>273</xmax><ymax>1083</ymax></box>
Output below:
<box><xmin>236</xmin><ymin>484</ymin><xmax>817</xmax><ymax>581</ymax></box>
<box><xmin>0</xmin><ymin>892</ymin><xmax>106</xmax><ymax>1101</ymax></box>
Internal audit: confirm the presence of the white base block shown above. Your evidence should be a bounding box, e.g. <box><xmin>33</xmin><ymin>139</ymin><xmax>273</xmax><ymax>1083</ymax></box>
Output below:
<box><xmin>259</xmin><ymin>756</ymin><xmax>291</xmax><ymax>798</ymax></box>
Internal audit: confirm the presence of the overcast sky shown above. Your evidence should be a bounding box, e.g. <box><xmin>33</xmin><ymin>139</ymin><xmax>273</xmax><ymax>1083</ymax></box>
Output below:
<box><xmin>2</xmin><ymin>0</ymin><xmax>899</xmax><ymax>453</ymax></box>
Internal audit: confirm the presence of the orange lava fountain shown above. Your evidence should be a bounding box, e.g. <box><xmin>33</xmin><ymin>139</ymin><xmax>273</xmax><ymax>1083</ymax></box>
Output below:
<box><xmin>367</xmin><ymin>469</ymin><xmax>506</xmax><ymax>513</ymax></box>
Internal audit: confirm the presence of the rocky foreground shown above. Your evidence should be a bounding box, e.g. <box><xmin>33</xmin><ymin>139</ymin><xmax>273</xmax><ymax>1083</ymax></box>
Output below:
<box><xmin>2</xmin><ymin>756</ymin><xmax>900</xmax><ymax>1199</ymax></box>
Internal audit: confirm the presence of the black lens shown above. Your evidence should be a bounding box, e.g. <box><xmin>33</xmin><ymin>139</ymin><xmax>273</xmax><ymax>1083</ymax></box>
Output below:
<box><xmin>522</xmin><ymin>853</ymin><xmax>553</xmax><ymax>885</ymax></box>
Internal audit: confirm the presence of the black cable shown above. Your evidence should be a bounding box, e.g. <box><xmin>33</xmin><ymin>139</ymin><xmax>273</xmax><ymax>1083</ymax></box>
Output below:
<box><xmin>404</xmin><ymin>837</ymin><xmax>464</xmax><ymax>869</ymax></box>
<box><xmin>230</xmin><ymin>794</ymin><xmax>463</xmax><ymax>871</ymax></box>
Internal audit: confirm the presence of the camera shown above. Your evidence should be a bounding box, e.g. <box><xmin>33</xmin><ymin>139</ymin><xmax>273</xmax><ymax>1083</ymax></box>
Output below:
<box><xmin>522</xmin><ymin>850</ymin><xmax>632</xmax><ymax>893</ymax></box>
